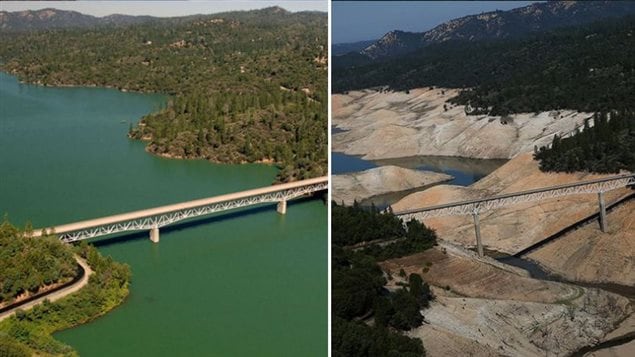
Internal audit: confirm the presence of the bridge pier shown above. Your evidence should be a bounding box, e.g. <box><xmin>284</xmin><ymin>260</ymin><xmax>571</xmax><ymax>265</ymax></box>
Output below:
<box><xmin>472</xmin><ymin>211</ymin><xmax>484</xmax><ymax>257</ymax></box>
<box><xmin>149</xmin><ymin>226</ymin><xmax>160</xmax><ymax>243</ymax></box>
<box><xmin>598</xmin><ymin>191</ymin><xmax>607</xmax><ymax>232</ymax></box>
<box><xmin>277</xmin><ymin>199</ymin><xmax>287</xmax><ymax>215</ymax></box>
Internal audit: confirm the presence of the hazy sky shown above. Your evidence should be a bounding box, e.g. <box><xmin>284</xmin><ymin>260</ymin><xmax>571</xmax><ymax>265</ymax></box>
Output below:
<box><xmin>333</xmin><ymin>1</ymin><xmax>539</xmax><ymax>44</ymax></box>
<box><xmin>1</xmin><ymin>1</ymin><xmax>327</xmax><ymax>17</ymax></box>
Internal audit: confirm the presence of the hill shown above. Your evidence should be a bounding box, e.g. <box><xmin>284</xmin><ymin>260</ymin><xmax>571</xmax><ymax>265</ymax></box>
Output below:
<box><xmin>334</xmin><ymin>15</ymin><xmax>635</xmax><ymax>117</ymax></box>
<box><xmin>332</xmin><ymin>39</ymin><xmax>375</xmax><ymax>56</ymax></box>
<box><xmin>0</xmin><ymin>8</ymin><xmax>155</xmax><ymax>32</ymax></box>
<box><xmin>0</xmin><ymin>220</ymin><xmax>76</xmax><ymax>305</ymax></box>
<box><xmin>0</xmin><ymin>7</ymin><xmax>327</xmax><ymax>182</ymax></box>
<box><xmin>353</xmin><ymin>1</ymin><xmax>635</xmax><ymax>60</ymax></box>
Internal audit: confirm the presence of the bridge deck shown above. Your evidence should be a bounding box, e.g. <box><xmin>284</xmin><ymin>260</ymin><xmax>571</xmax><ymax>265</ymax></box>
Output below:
<box><xmin>394</xmin><ymin>173</ymin><xmax>635</xmax><ymax>217</ymax></box>
<box><xmin>33</xmin><ymin>176</ymin><xmax>327</xmax><ymax>239</ymax></box>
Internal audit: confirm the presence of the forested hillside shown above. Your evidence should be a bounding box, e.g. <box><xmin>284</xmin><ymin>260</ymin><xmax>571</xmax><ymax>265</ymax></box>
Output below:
<box><xmin>535</xmin><ymin>111</ymin><xmax>635</xmax><ymax>173</ymax></box>
<box><xmin>334</xmin><ymin>16</ymin><xmax>635</xmax><ymax>117</ymax></box>
<box><xmin>0</xmin><ymin>219</ymin><xmax>76</xmax><ymax>305</ymax></box>
<box><xmin>0</xmin><ymin>7</ymin><xmax>327</xmax><ymax>182</ymax></box>
<box><xmin>332</xmin><ymin>203</ymin><xmax>436</xmax><ymax>356</ymax></box>
<box><xmin>0</xmin><ymin>220</ymin><xmax>131</xmax><ymax>356</ymax></box>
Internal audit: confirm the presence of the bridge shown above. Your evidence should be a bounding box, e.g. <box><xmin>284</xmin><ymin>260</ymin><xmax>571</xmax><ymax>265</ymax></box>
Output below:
<box><xmin>392</xmin><ymin>174</ymin><xmax>635</xmax><ymax>257</ymax></box>
<box><xmin>32</xmin><ymin>176</ymin><xmax>328</xmax><ymax>243</ymax></box>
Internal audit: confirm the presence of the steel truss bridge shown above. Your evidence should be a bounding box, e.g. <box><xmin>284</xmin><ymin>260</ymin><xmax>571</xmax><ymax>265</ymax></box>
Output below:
<box><xmin>392</xmin><ymin>174</ymin><xmax>635</xmax><ymax>257</ymax></box>
<box><xmin>32</xmin><ymin>176</ymin><xmax>328</xmax><ymax>243</ymax></box>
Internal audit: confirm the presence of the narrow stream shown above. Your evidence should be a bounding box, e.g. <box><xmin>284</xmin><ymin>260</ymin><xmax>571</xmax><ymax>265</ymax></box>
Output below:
<box><xmin>486</xmin><ymin>250</ymin><xmax>635</xmax><ymax>355</ymax></box>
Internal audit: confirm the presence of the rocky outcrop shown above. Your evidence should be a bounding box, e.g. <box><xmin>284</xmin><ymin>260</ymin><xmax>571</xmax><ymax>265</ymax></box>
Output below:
<box><xmin>333</xmin><ymin>88</ymin><xmax>592</xmax><ymax>160</ymax></box>
<box><xmin>332</xmin><ymin>165</ymin><xmax>452</xmax><ymax>205</ymax></box>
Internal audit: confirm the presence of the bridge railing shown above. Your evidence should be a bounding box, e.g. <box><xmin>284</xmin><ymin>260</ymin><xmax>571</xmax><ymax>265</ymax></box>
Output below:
<box><xmin>394</xmin><ymin>173</ymin><xmax>635</xmax><ymax>220</ymax></box>
<box><xmin>33</xmin><ymin>176</ymin><xmax>328</xmax><ymax>242</ymax></box>
<box><xmin>391</xmin><ymin>173</ymin><xmax>634</xmax><ymax>257</ymax></box>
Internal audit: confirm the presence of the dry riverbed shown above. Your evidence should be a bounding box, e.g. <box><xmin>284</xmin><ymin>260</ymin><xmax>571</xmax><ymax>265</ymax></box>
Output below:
<box><xmin>381</xmin><ymin>243</ymin><xmax>633</xmax><ymax>357</ymax></box>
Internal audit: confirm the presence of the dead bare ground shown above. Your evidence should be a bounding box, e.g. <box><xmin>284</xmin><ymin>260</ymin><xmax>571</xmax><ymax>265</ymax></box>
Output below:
<box><xmin>381</xmin><ymin>243</ymin><xmax>633</xmax><ymax>356</ymax></box>
<box><xmin>385</xmin><ymin>154</ymin><xmax>635</xmax><ymax>355</ymax></box>
<box><xmin>332</xmin><ymin>88</ymin><xmax>592</xmax><ymax>160</ymax></box>
<box><xmin>336</xmin><ymin>87</ymin><xmax>635</xmax><ymax>355</ymax></box>
<box><xmin>391</xmin><ymin>153</ymin><xmax>634</xmax><ymax>287</ymax></box>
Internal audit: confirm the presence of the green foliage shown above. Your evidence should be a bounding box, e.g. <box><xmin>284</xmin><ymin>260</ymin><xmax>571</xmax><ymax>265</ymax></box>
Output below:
<box><xmin>535</xmin><ymin>110</ymin><xmax>635</xmax><ymax>173</ymax></box>
<box><xmin>0</xmin><ymin>8</ymin><xmax>327</xmax><ymax>182</ymax></box>
<box><xmin>332</xmin><ymin>203</ymin><xmax>437</xmax><ymax>260</ymax></box>
<box><xmin>332</xmin><ymin>317</ymin><xmax>425</xmax><ymax>357</ymax></box>
<box><xmin>0</xmin><ymin>222</ymin><xmax>131</xmax><ymax>356</ymax></box>
<box><xmin>0</xmin><ymin>335</ymin><xmax>30</xmax><ymax>357</ymax></box>
<box><xmin>332</xmin><ymin>203</ymin><xmax>436</xmax><ymax>356</ymax></box>
<box><xmin>0</xmin><ymin>218</ymin><xmax>76</xmax><ymax>304</ymax></box>
<box><xmin>332</xmin><ymin>248</ymin><xmax>386</xmax><ymax>320</ymax></box>
<box><xmin>334</xmin><ymin>15</ymin><xmax>635</xmax><ymax>116</ymax></box>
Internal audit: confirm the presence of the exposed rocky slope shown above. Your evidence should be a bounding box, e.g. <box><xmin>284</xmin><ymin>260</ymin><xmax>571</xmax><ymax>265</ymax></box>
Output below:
<box><xmin>358</xmin><ymin>1</ymin><xmax>635</xmax><ymax>59</ymax></box>
<box><xmin>332</xmin><ymin>165</ymin><xmax>452</xmax><ymax>205</ymax></box>
<box><xmin>333</xmin><ymin>88</ymin><xmax>592</xmax><ymax>160</ymax></box>
<box><xmin>381</xmin><ymin>243</ymin><xmax>633</xmax><ymax>356</ymax></box>
<box><xmin>391</xmin><ymin>153</ymin><xmax>634</xmax><ymax>286</ymax></box>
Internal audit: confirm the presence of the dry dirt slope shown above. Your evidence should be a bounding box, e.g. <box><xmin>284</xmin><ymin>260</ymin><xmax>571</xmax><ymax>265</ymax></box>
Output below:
<box><xmin>332</xmin><ymin>165</ymin><xmax>452</xmax><ymax>205</ymax></box>
<box><xmin>391</xmin><ymin>153</ymin><xmax>634</xmax><ymax>286</ymax></box>
<box><xmin>381</xmin><ymin>243</ymin><xmax>632</xmax><ymax>357</ymax></box>
<box><xmin>333</xmin><ymin>88</ymin><xmax>592</xmax><ymax>160</ymax></box>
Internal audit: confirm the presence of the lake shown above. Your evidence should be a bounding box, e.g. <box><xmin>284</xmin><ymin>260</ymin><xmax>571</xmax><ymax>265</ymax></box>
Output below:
<box><xmin>0</xmin><ymin>73</ymin><xmax>327</xmax><ymax>356</ymax></box>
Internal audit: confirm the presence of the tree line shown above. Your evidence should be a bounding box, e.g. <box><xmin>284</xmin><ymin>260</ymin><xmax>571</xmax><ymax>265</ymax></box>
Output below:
<box><xmin>0</xmin><ymin>219</ymin><xmax>76</xmax><ymax>304</ymax></box>
<box><xmin>535</xmin><ymin>110</ymin><xmax>635</xmax><ymax>173</ymax></box>
<box><xmin>332</xmin><ymin>203</ymin><xmax>437</xmax><ymax>356</ymax></box>
<box><xmin>0</xmin><ymin>220</ymin><xmax>131</xmax><ymax>356</ymax></box>
<box><xmin>0</xmin><ymin>8</ymin><xmax>327</xmax><ymax>182</ymax></box>
<box><xmin>333</xmin><ymin>15</ymin><xmax>635</xmax><ymax>117</ymax></box>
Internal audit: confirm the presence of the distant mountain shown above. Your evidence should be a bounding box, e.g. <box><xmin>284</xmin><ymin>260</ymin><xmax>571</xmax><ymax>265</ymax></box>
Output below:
<box><xmin>0</xmin><ymin>8</ymin><xmax>156</xmax><ymax>32</ymax></box>
<box><xmin>360</xmin><ymin>1</ymin><xmax>635</xmax><ymax>59</ymax></box>
<box><xmin>333</xmin><ymin>40</ymin><xmax>376</xmax><ymax>56</ymax></box>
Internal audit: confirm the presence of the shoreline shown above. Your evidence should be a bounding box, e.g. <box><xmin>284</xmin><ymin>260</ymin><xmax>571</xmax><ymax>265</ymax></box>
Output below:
<box><xmin>332</xmin><ymin>87</ymin><xmax>592</xmax><ymax>161</ymax></box>
<box><xmin>0</xmin><ymin>256</ymin><xmax>93</xmax><ymax>322</ymax></box>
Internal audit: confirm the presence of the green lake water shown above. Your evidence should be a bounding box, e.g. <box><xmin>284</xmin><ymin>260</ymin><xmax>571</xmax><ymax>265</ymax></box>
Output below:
<box><xmin>0</xmin><ymin>73</ymin><xmax>327</xmax><ymax>356</ymax></box>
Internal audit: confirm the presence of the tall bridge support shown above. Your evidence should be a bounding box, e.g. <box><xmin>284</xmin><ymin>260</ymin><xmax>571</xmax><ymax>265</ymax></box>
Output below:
<box><xmin>150</xmin><ymin>226</ymin><xmax>160</xmax><ymax>243</ymax></box>
<box><xmin>472</xmin><ymin>210</ymin><xmax>484</xmax><ymax>257</ymax></box>
<box><xmin>598</xmin><ymin>191</ymin><xmax>607</xmax><ymax>232</ymax></box>
<box><xmin>277</xmin><ymin>200</ymin><xmax>287</xmax><ymax>215</ymax></box>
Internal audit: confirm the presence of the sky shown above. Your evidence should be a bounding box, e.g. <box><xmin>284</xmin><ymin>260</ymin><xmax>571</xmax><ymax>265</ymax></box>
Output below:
<box><xmin>0</xmin><ymin>1</ymin><xmax>327</xmax><ymax>17</ymax></box>
<box><xmin>333</xmin><ymin>1</ymin><xmax>539</xmax><ymax>44</ymax></box>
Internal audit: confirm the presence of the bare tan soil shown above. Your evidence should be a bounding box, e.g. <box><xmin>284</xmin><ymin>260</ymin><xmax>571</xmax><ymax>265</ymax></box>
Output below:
<box><xmin>381</xmin><ymin>245</ymin><xmax>633</xmax><ymax>357</ymax></box>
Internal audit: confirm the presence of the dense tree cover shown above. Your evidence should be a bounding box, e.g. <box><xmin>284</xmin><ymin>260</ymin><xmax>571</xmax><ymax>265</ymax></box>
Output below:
<box><xmin>332</xmin><ymin>317</ymin><xmax>425</xmax><ymax>357</ymax></box>
<box><xmin>333</xmin><ymin>16</ymin><xmax>635</xmax><ymax>116</ymax></box>
<box><xmin>0</xmin><ymin>219</ymin><xmax>76</xmax><ymax>304</ymax></box>
<box><xmin>535</xmin><ymin>111</ymin><xmax>635</xmax><ymax>173</ymax></box>
<box><xmin>0</xmin><ymin>7</ymin><xmax>327</xmax><ymax>182</ymax></box>
<box><xmin>0</xmin><ymin>222</ymin><xmax>131</xmax><ymax>356</ymax></box>
<box><xmin>332</xmin><ymin>203</ymin><xmax>437</xmax><ymax>356</ymax></box>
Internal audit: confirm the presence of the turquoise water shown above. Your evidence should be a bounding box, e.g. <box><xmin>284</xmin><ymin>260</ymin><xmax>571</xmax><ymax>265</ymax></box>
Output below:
<box><xmin>0</xmin><ymin>73</ymin><xmax>327</xmax><ymax>356</ymax></box>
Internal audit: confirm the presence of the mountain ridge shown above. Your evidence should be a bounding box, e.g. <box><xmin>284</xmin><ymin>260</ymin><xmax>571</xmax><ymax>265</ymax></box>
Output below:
<box><xmin>358</xmin><ymin>1</ymin><xmax>635</xmax><ymax>60</ymax></box>
<box><xmin>0</xmin><ymin>6</ymin><xmax>314</xmax><ymax>32</ymax></box>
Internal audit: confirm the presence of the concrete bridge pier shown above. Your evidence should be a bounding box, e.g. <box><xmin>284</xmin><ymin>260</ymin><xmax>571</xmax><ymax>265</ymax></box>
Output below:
<box><xmin>598</xmin><ymin>191</ymin><xmax>607</xmax><ymax>232</ymax></box>
<box><xmin>472</xmin><ymin>210</ymin><xmax>484</xmax><ymax>257</ymax></box>
<box><xmin>277</xmin><ymin>199</ymin><xmax>287</xmax><ymax>215</ymax></box>
<box><xmin>150</xmin><ymin>226</ymin><xmax>160</xmax><ymax>243</ymax></box>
